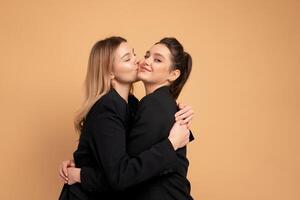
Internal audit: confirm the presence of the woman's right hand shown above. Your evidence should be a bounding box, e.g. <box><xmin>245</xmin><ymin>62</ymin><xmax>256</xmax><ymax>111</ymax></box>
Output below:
<box><xmin>59</xmin><ymin>159</ymin><xmax>75</xmax><ymax>183</ymax></box>
<box><xmin>168</xmin><ymin>121</ymin><xmax>190</xmax><ymax>150</ymax></box>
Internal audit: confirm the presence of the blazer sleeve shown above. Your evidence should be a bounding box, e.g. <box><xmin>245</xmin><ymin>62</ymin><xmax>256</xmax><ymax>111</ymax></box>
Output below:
<box><xmin>79</xmin><ymin>137</ymin><xmax>192</xmax><ymax>192</ymax></box>
<box><xmin>80</xmin><ymin>166</ymin><xmax>110</xmax><ymax>193</ymax></box>
<box><xmin>88</xmin><ymin>99</ymin><xmax>177</xmax><ymax>191</ymax></box>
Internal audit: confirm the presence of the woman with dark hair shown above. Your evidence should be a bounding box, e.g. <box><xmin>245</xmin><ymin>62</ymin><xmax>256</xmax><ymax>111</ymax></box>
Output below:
<box><xmin>123</xmin><ymin>37</ymin><xmax>194</xmax><ymax>199</ymax></box>
<box><xmin>58</xmin><ymin>36</ymin><xmax>194</xmax><ymax>200</ymax></box>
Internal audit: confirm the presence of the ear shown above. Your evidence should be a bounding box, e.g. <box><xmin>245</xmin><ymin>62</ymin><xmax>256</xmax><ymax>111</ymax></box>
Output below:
<box><xmin>109</xmin><ymin>72</ymin><xmax>115</xmax><ymax>79</ymax></box>
<box><xmin>168</xmin><ymin>69</ymin><xmax>181</xmax><ymax>82</ymax></box>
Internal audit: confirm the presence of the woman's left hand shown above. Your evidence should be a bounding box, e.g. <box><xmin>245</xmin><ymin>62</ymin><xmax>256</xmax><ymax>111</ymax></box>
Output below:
<box><xmin>66</xmin><ymin>167</ymin><xmax>81</xmax><ymax>185</ymax></box>
<box><xmin>175</xmin><ymin>102</ymin><xmax>194</xmax><ymax>128</ymax></box>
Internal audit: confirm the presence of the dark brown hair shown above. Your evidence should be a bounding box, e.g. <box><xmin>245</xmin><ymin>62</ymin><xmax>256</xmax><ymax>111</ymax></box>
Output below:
<box><xmin>156</xmin><ymin>37</ymin><xmax>192</xmax><ymax>99</ymax></box>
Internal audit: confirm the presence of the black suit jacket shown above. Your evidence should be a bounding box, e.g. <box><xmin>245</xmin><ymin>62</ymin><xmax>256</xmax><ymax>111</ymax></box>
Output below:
<box><xmin>124</xmin><ymin>86</ymin><xmax>193</xmax><ymax>200</ymax></box>
<box><xmin>58</xmin><ymin>87</ymin><xmax>188</xmax><ymax>200</ymax></box>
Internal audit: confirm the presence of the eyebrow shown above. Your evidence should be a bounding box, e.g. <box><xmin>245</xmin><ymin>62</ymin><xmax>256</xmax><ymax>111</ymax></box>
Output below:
<box><xmin>154</xmin><ymin>53</ymin><xmax>165</xmax><ymax>59</ymax></box>
<box><xmin>146</xmin><ymin>51</ymin><xmax>165</xmax><ymax>59</ymax></box>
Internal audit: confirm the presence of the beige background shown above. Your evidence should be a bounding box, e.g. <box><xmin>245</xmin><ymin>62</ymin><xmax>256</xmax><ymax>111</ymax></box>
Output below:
<box><xmin>0</xmin><ymin>0</ymin><xmax>299</xmax><ymax>199</ymax></box>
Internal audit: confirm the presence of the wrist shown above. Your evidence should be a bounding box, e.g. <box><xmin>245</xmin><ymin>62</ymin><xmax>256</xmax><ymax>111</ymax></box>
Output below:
<box><xmin>76</xmin><ymin>168</ymin><xmax>81</xmax><ymax>183</ymax></box>
<box><xmin>168</xmin><ymin>138</ymin><xmax>177</xmax><ymax>151</ymax></box>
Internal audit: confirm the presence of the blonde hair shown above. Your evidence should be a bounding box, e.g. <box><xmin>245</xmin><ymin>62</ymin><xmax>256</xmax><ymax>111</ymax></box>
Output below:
<box><xmin>74</xmin><ymin>36</ymin><xmax>127</xmax><ymax>134</ymax></box>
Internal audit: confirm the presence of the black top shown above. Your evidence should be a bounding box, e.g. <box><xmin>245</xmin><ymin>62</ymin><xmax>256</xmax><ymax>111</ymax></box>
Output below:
<box><xmin>58</xmin><ymin>87</ymin><xmax>193</xmax><ymax>200</ymax></box>
<box><xmin>125</xmin><ymin>86</ymin><xmax>193</xmax><ymax>200</ymax></box>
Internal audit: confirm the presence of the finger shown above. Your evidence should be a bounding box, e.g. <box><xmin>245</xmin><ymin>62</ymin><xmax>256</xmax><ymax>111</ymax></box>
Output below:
<box><xmin>179</xmin><ymin>106</ymin><xmax>192</xmax><ymax>118</ymax></box>
<box><xmin>187</xmin><ymin>121</ymin><xmax>192</xmax><ymax>129</ymax></box>
<box><xmin>175</xmin><ymin>106</ymin><xmax>190</xmax><ymax>118</ymax></box>
<box><xmin>176</xmin><ymin>109</ymin><xmax>193</xmax><ymax>121</ymax></box>
<box><xmin>178</xmin><ymin>102</ymin><xmax>187</xmax><ymax>109</ymax></box>
<box><xmin>175</xmin><ymin>107</ymin><xmax>188</xmax><ymax>118</ymax></box>
<box><xmin>70</xmin><ymin>160</ymin><xmax>75</xmax><ymax>167</ymax></box>
<box><xmin>180</xmin><ymin>115</ymin><xmax>193</xmax><ymax>125</ymax></box>
<box><xmin>61</xmin><ymin>167</ymin><xmax>69</xmax><ymax>181</ymax></box>
<box><xmin>59</xmin><ymin>165</ymin><xmax>67</xmax><ymax>179</ymax></box>
<box><xmin>63</xmin><ymin>162</ymin><xmax>69</xmax><ymax>177</ymax></box>
<box><xmin>59</xmin><ymin>173</ymin><xmax>65</xmax><ymax>181</ymax></box>
<box><xmin>59</xmin><ymin>170</ymin><xmax>68</xmax><ymax>182</ymax></box>
<box><xmin>59</xmin><ymin>170</ymin><xmax>66</xmax><ymax>180</ymax></box>
<box><xmin>176</xmin><ymin>120</ymin><xmax>185</xmax><ymax>126</ymax></box>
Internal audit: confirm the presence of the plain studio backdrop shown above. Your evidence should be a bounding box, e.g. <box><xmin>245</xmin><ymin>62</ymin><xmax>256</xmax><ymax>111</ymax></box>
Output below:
<box><xmin>0</xmin><ymin>0</ymin><xmax>299</xmax><ymax>199</ymax></box>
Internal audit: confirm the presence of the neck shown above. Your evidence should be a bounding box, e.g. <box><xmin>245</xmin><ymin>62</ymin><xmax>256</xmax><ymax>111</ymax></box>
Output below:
<box><xmin>112</xmin><ymin>82</ymin><xmax>131</xmax><ymax>103</ymax></box>
<box><xmin>144</xmin><ymin>82</ymin><xmax>169</xmax><ymax>95</ymax></box>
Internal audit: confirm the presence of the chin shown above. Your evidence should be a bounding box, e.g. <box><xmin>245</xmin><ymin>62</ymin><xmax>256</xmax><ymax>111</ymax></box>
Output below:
<box><xmin>131</xmin><ymin>77</ymin><xmax>140</xmax><ymax>83</ymax></box>
<box><xmin>137</xmin><ymin>73</ymin><xmax>147</xmax><ymax>81</ymax></box>
<box><xmin>137</xmin><ymin>77</ymin><xmax>146</xmax><ymax>83</ymax></box>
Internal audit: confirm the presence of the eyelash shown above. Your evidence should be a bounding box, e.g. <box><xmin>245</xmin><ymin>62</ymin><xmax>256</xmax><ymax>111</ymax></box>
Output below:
<box><xmin>144</xmin><ymin>55</ymin><xmax>161</xmax><ymax>63</ymax></box>
<box><xmin>125</xmin><ymin>53</ymin><xmax>136</xmax><ymax>61</ymax></box>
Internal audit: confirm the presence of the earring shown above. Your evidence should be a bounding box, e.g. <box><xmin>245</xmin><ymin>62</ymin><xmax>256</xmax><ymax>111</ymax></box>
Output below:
<box><xmin>110</xmin><ymin>73</ymin><xmax>115</xmax><ymax>79</ymax></box>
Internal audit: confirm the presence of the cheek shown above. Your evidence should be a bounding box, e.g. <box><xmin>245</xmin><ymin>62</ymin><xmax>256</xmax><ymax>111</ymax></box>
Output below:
<box><xmin>115</xmin><ymin>63</ymin><xmax>133</xmax><ymax>74</ymax></box>
<box><xmin>114</xmin><ymin>63</ymin><xmax>137</xmax><ymax>81</ymax></box>
<box><xmin>139</xmin><ymin>65</ymin><xmax>169</xmax><ymax>82</ymax></box>
<box><xmin>152</xmin><ymin>65</ymin><xmax>170</xmax><ymax>79</ymax></box>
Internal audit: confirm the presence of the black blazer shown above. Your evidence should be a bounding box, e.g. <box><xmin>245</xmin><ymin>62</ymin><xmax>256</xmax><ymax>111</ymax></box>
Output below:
<box><xmin>58</xmin><ymin>87</ymin><xmax>187</xmax><ymax>200</ymax></box>
<box><xmin>124</xmin><ymin>86</ymin><xmax>194</xmax><ymax>200</ymax></box>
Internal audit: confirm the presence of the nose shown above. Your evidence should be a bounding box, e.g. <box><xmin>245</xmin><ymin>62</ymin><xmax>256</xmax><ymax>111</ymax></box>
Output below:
<box><xmin>134</xmin><ymin>57</ymin><xmax>140</xmax><ymax>65</ymax></box>
<box><xmin>138</xmin><ymin>58</ymin><xmax>149</xmax><ymax>67</ymax></box>
<box><xmin>144</xmin><ymin>57</ymin><xmax>151</xmax><ymax>66</ymax></box>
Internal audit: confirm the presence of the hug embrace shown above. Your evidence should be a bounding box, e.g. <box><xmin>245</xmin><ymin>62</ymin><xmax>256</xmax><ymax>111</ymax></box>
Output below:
<box><xmin>58</xmin><ymin>36</ymin><xmax>195</xmax><ymax>200</ymax></box>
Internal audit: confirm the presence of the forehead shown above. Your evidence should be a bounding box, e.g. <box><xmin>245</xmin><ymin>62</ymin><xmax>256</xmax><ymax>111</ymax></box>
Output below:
<box><xmin>150</xmin><ymin>43</ymin><xmax>171</xmax><ymax>56</ymax></box>
<box><xmin>115</xmin><ymin>42</ymin><xmax>131</xmax><ymax>57</ymax></box>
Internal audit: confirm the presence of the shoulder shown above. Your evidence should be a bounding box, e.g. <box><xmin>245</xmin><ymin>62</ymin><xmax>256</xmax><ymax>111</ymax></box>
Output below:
<box><xmin>138</xmin><ymin>86</ymin><xmax>178</xmax><ymax>116</ymax></box>
<box><xmin>141</xmin><ymin>86</ymin><xmax>177</xmax><ymax>110</ymax></box>
<box><xmin>89</xmin><ymin>89</ymin><xmax>128</xmax><ymax>117</ymax></box>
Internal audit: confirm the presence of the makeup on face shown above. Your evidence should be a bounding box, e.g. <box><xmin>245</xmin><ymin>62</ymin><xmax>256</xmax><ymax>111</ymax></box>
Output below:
<box><xmin>120</xmin><ymin>48</ymin><xmax>136</xmax><ymax>62</ymax></box>
<box><xmin>112</xmin><ymin>42</ymin><xmax>139</xmax><ymax>84</ymax></box>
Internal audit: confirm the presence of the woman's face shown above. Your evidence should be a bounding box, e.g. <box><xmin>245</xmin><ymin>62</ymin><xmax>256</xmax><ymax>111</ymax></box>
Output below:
<box><xmin>112</xmin><ymin>42</ymin><xmax>139</xmax><ymax>84</ymax></box>
<box><xmin>138</xmin><ymin>43</ymin><xmax>179</xmax><ymax>86</ymax></box>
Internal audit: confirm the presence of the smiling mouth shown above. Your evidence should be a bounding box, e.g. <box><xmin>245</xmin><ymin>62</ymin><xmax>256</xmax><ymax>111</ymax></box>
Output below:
<box><xmin>139</xmin><ymin>66</ymin><xmax>151</xmax><ymax>72</ymax></box>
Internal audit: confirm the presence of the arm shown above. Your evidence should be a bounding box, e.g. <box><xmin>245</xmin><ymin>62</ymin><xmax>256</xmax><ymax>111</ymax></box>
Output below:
<box><xmin>78</xmin><ymin>125</ymin><xmax>192</xmax><ymax>192</ymax></box>
<box><xmin>75</xmin><ymin>124</ymin><xmax>191</xmax><ymax>192</ymax></box>
<box><xmin>63</xmin><ymin>98</ymin><xmax>194</xmax><ymax>191</ymax></box>
<box><xmin>88</xmin><ymin>100</ymin><xmax>178</xmax><ymax>191</ymax></box>
<box><xmin>78</xmin><ymin>100</ymin><xmax>194</xmax><ymax>192</ymax></box>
